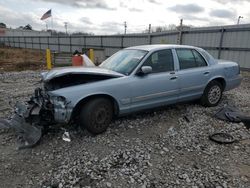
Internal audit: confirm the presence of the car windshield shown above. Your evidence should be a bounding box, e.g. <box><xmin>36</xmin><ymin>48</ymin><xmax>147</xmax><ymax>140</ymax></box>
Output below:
<box><xmin>100</xmin><ymin>49</ymin><xmax>148</xmax><ymax>75</ymax></box>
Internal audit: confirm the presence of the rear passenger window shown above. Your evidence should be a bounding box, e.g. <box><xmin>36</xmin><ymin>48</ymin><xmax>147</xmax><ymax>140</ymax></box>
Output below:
<box><xmin>143</xmin><ymin>49</ymin><xmax>174</xmax><ymax>73</ymax></box>
<box><xmin>176</xmin><ymin>49</ymin><xmax>207</xmax><ymax>70</ymax></box>
<box><xmin>192</xmin><ymin>50</ymin><xmax>207</xmax><ymax>67</ymax></box>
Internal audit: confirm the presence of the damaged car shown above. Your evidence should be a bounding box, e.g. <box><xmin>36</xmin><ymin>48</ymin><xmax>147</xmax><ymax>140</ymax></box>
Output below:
<box><xmin>0</xmin><ymin>44</ymin><xmax>242</xmax><ymax>147</ymax></box>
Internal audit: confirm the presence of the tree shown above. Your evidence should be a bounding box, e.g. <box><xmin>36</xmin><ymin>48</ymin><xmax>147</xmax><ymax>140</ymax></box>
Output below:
<box><xmin>0</xmin><ymin>22</ymin><xmax>6</xmax><ymax>28</ymax></box>
<box><xmin>23</xmin><ymin>24</ymin><xmax>32</xmax><ymax>30</ymax></box>
<box><xmin>154</xmin><ymin>24</ymin><xmax>177</xmax><ymax>33</ymax></box>
<box><xmin>155</xmin><ymin>26</ymin><xmax>163</xmax><ymax>32</ymax></box>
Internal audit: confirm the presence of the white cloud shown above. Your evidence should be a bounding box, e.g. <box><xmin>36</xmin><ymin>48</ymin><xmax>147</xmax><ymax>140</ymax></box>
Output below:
<box><xmin>0</xmin><ymin>0</ymin><xmax>249</xmax><ymax>34</ymax></box>
<box><xmin>210</xmin><ymin>9</ymin><xmax>236</xmax><ymax>19</ymax></box>
<box><xmin>168</xmin><ymin>4</ymin><xmax>204</xmax><ymax>14</ymax></box>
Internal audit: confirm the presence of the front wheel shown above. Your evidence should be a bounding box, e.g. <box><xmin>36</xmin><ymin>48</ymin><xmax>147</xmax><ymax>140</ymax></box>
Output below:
<box><xmin>80</xmin><ymin>98</ymin><xmax>113</xmax><ymax>134</ymax></box>
<box><xmin>201</xmin><ymin>81</ymin><xmax>223</xmax><ymax>107</ymax></box>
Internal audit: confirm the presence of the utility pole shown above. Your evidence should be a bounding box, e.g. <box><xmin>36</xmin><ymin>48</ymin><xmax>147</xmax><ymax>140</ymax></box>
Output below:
<box><xmin>148</xmin><ymin>24</ymin><xmax>151</xmax><ymax>34</ymax></box>
<box><xmin>180</xmin><ymin>18</ymin><xmax>183</xmax><ymax>29</ymax></box>
<box><xmin>64</xmin><ymin>22</ymin><xmax>68</xmax><ymax>34</ymax></box>
<box><xmin>237</xmin><ymin>16</ymin><xmax>243</xmax><ymax>25</ymax></box>
<box><xmin>124</xmin><ymin>21</ymin><xmax>127</xmax><ymax>34</ymax></box>
<box><xmin>177</xmin><ymin>18</ymin><xmax>183</xmax><ymax>45</ymax></box>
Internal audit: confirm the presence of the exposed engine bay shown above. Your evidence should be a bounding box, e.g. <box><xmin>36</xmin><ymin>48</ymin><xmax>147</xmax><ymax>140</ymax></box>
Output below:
<box><xmin>44</xmin><ymin>74</ymin><xmax>114</xmax><ymax>91</ymax></box>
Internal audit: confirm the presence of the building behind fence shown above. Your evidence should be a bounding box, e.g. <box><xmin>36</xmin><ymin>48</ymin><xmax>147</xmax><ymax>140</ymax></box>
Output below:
<box><xmin>0</xmin><ymin>24</ymin><xmax>250</xmax><ymax>69</ymax></box>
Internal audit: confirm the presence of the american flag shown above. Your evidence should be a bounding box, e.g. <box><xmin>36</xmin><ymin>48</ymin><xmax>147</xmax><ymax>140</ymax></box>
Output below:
<box><xmin>40</xmin><ymin>9</ymin><xmax>52</xmax><ymax>20</ymax></box>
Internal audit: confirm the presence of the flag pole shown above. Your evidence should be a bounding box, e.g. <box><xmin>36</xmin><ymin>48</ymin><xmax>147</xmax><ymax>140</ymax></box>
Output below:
<box><xmin>51</xmin><ymin>9</ymin><xmax>53</xmax><ymax>32</ymax></box>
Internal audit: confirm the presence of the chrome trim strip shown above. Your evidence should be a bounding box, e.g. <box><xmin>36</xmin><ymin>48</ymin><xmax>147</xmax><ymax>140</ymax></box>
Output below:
<box><xmin>120</xmin><ymin>98</ymin><xmax>130</xmax><ymax>105</ymax></box>
<box><xmin>180</xmin><ymin>85</ymin><xmax>204</xmax><ymax>92</ymax></box>
<box><xmin>132</xmin><ymin>89</ymin><xmax>178</xmax><ymax>103</ymax></box>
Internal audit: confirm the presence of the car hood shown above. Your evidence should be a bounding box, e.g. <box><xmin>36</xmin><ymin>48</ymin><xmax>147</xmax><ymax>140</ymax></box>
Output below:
<box><xmin>41</xmin><ymin>66</ymin><xmax>124</xmax><ymax>82</ymax></box>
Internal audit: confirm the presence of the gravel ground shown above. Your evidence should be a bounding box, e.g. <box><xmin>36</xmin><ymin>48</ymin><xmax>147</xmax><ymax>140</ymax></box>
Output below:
<box><xmin>0</xmin><ymin>71</ymin><xmax>250</xmax><ymax>188</ymax></box>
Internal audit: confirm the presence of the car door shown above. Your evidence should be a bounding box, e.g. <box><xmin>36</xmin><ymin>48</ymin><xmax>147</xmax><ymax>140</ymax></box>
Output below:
<box><xmin>128</xmin><ymin>49</ymin><xmax>179</xmax><ymax>112</ymax></box>
<box><xmin>175</xmin><ymin>48</ymin><xmax>212</xmax><ymax>102</ymax></box>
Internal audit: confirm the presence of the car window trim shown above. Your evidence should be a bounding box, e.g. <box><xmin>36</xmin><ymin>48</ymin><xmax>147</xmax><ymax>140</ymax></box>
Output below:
<box><xmin>191</xmin><ymin>49</ymin><xmax>208</xmax><ymax>67</ymax></box>
<box><xmin>139</xmin><ymin>49</ymin><xmax>175</xmax><ymax>75</ymax></box>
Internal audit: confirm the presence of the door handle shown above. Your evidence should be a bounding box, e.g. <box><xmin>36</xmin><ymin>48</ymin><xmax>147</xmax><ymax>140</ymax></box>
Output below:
<box><xmin>204</xmin><ymin>71</ymin><xmax>210</xmax><ymax>75</ymax></box>
<box><xmin>170</xmin><ymin>76</ymin><xmax>178</xmax><ymax>80</ymax></box>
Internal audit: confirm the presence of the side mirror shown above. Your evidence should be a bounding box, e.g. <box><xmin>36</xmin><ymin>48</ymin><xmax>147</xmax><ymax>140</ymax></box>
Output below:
<box><xmin>137</xmin><ymin>66</ymin><xmax>152</xmax><ymax>76</ymax></box>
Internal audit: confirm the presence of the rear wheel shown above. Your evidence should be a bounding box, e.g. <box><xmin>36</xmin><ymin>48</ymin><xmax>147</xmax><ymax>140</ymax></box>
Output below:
<box><xmin>201</xmin><ymin>81</ymin><xmax>223</xmax><ymax>107</ymax></box>
<box><xmin>80</xmin><ymin>98</ymin><xmax>113</xmax><ymax>134</ymax></box>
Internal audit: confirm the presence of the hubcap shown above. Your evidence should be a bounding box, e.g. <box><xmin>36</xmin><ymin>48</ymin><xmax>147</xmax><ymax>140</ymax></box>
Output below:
<box><xmin>208</xmin><ymin>85</ymin><xmax>221</xmax><ymax>104</ymax></box>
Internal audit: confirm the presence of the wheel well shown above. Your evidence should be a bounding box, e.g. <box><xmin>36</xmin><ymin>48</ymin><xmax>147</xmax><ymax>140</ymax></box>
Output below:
<box><xmin>212</xmin><ymin>77</ymin><xmax>226</xmax><ymax>91</ymax></box>
<box><xmin>209</xmin><ymin>78</ymin><xmax>226</xmax><ymax>91</ymax></box>
<box><xmin>70</xmin><ymin>94</ymin><xmax>119</xmax><ymax>121</ymax></box>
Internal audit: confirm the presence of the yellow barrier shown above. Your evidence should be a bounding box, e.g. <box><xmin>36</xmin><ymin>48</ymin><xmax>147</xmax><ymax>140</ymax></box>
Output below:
<box><xmin>46</xmin><ymin>48</ymin><xmax>52</xmax><ymax>70</ymax></box>
<box><xmin>89</xmin><ymin>49</ymin><xmax>94</xmax><ymax>63</ymax></box>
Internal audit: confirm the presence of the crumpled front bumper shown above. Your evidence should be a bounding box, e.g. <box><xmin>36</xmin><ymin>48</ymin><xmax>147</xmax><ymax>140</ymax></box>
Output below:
<box><xmin>0</xmin><ymin>101</ymin><xmax>42</xmax><ymax>149</ymax></box>
<box><xmin>0</xmin><ymin>87</ymin><xmax>73</xmax><ymax>149</ymax></box>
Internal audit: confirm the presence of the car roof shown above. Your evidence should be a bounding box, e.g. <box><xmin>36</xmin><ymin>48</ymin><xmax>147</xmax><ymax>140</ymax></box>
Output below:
<box><xmin>126</xmin><ymin>44</ymin><xmax>199</xmax><ymax>52</ymax></box>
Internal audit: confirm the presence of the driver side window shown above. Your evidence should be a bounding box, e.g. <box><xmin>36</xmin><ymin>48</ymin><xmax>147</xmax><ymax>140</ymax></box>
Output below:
<box><xmin>143</xmin><ymin>49</ymin><xmax>174</xmax><ymax>73</ymax></box>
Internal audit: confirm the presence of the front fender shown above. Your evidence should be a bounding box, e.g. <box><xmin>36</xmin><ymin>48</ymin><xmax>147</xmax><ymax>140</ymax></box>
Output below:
<box><xmin>69</xmin><ymin>92</ymin><xmax>120</xmax><ymax>121</ymax></box>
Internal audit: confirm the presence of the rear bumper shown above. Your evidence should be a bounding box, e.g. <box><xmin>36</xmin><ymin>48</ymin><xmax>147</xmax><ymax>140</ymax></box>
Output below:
<box><xmin>225</xmin><ymin>75</ymin><xmax>242</xmax><ymax>91</ymax></box>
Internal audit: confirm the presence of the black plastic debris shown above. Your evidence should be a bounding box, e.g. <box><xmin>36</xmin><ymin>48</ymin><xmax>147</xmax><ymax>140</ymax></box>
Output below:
<box><xmin>209</xmin><ymin>132</ymin><xmax>235</xmax><ymax>144</ymax></box>
<box><xmin>215</xmin><ymin>105</ymin><xmax>250</xmax><ymax>129</ymax></box>
<box><xmin>183</xmin><ymin>115</ymin><xmax>190</xmax><ymax>123</ymax></box>
<box><xmin>11</xmin><ymin>114</ymin><xmax>42</xmax><ymax>149</ymax></box>
<box><xmin>0</xmin><ymin>114</ymin><xmax>42</xmax><ymax>149</ymax></box>
<box><xmin>0</xmin><ymin>100</ymin><xmax>43</xmax><ymax>149</ymax></box>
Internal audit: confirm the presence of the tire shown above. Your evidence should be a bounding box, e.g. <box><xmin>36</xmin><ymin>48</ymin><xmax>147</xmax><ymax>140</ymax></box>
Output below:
<box><xmin>80</xmin><ymin>98</ymin><xmax>113</xmax><ymax>134</ymax></box>
<box><xmin>201</xmin><ymin>81</ymin><xmax>223</xmax><ymax>107</ymax></box>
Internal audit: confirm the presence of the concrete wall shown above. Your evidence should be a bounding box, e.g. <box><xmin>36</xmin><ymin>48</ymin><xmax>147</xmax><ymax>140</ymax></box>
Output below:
<box><xmin>0</xmin><ymin>24</ymin><xmax>250</xmax><ymax>69</ymax></box>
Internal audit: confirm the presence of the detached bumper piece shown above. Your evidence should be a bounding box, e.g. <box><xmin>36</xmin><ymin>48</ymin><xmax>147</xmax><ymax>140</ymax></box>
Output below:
<box><xmin>11</xmin><ymin>114</ymin><xmax>42</xmax><ymax>149</ymax></box>
<box><xmin>0</xmin><ymin>101</ymin><xmax>42</xmax><ymax>149</ymax></box>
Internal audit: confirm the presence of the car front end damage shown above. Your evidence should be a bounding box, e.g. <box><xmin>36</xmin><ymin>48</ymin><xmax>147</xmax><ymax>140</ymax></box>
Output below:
<box><xmin>0</xmin><ymin>86</ymin><xmax>72</xmax><ymax>149</ymax></box>
<box><xmin>0</xmin><ymin>67</ymin><xmax>123</xmax><ymax>149</ymax></box>
<box><xmin>21</xmin><ymin>87</ymin><xmax>72</xmax><ymax>125</ymax></box>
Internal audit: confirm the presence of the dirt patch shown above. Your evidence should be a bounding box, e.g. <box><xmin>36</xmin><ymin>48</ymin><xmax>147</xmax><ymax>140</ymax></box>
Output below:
<box><xmin>0</xmin><ymin>47</ymin><xmax>46</xmax><ymax>72</ymax></box>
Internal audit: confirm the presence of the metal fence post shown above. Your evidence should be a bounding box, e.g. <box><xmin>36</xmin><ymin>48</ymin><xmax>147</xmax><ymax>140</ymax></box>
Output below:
<box><xmin>58</xmin><ymin>36</ymin><xmax>60</xmax><ymax>52</ymax></box>
<box><xmin>7</xmin><ymin>37</ymin><xmax>10</xmax><ymax>47</ymax></box>
<box><xmin>218</xmin><ymin>28</ymin><xmax>225</xmax><ymax>59</ymax></box>
<box><xmin>148</xmin><ymin>34</ymin><xmax>152</xmax><ymax>44</ymax></box>
<box><xmin>84</xmin><ymin>36</ymin><xmax>86</xmax><ymax>49</ymax></box>
<box><xmin>121</xmin><ymin>35</ymin><xmax>124</xmax><ymax>48</ymax></box>
<box><xmin>13</xmin><ymin>37</ymin><xmax>15</xmax><ymax>47</ymax></box>
<box><xmin>47</xmin><ymin>36</ymin><xmax>50</xmax><ymax>49</ymax></box>
<box><xmin>18</xmin><ymin>36</ymin><xmax>20</xmax><ymax>48</ymax></box>
<box><xmin>24</xmin><ymin>37</ymin><xmax>27</xmax><ymax>48</ymax></box>
<box><xmin>39</xmin><ymin>37</ymin><xmax>41</xmax><ymax>50</ymax></box>
<box><xmin>100</xmin><ymin>36</ymin><xmax>103</xmax><ymax>48</ymax></box>
<box><xmin>70</xmin><ymin>35</ymin><xmax>72</xmax><ymax>53</ymax></box>
<box><xmin>31</xmin><ymin>37</ymin><xmax>33</xmax><ymax>49</ymax></box>
<box><xmin>177</xmin><ymin>30</ymin><xmax>183</xmax><ymax>45</ymax></box>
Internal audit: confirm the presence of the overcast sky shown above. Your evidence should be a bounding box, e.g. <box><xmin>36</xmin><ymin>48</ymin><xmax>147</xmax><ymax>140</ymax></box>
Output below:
<box><xmin>0</xmin><ymin>0</ymin><xmax>250</xmax><ymax>34</ymax></box>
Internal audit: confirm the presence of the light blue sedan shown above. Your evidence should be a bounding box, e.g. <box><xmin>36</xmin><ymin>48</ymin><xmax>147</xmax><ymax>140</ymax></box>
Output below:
<box><xmin>19</xmin><ymin>45</ymin><xmax>243</xmax><ymax>134</ymax></box>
